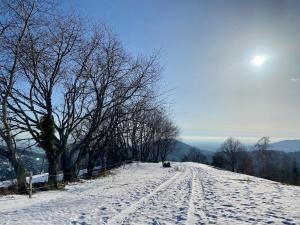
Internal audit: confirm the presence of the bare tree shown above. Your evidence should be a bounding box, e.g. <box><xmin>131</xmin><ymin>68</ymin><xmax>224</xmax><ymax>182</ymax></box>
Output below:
<box><xmin>158</xmin><ymin>115</ymin><xmax>179</xmax><ymax>162</ymax></box>
<box><xmin>124</xmin><ymin>105</ymin><xmax>178</xmax><ymax>163</ymax></box>
<box><xmin>0</xmin><ymin>0</ymin><xmax>42</xmax><ymax>192</ymax></box>
<box><xmin>8</xmin><ymin>12</ymin><xmax>82</xmax><ymax>188</ymax></box>
<box><xmin>236</xmin><ymin>150</ymin><xmax>253</xmax><ymax>175</ymax></box>
<box><xmin>213</xmin><ymin>136</ymin><xmax>299</xmax><ymax>185</ymax></box>
<box><xmin>254</xmin><ymin>136</ymin><xmax>270</xmax><ymax>178</ymax></box>
<box><xmin>255</xmin><ymin>136</ymin><xmax>270</xmax><ymax>152</ymax></box>
<box><xmin>2</xmin><ymin>1</ymin><xmax>175</xmax><ymax>188</ymax></box>
<box><xmin>220</xmin><ymin>137</ymin><xmax>245</xmax><ymax>172</ymax></box>
<box><xmin>60</xmin><ymin>29</ymin><xmax>160</xmax><ymax>181</ymax></box>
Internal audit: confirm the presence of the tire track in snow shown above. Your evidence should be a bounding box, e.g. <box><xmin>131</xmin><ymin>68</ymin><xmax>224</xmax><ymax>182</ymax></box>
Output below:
<box><xmin>122</xmin><ymin>165</ymin><xmax>191</xmax><ymax>225</ymax></box>
<box><xmin>106</xmin><ymin>165</ymin><xmax>186</xmax><ymax>225</ymax></box>
<box><xmin>186</xmin><ymin>166</ymin><xmax>207</xmax><ymax>225</ymax></box>
<box><xmin>197</xmin><ymin>167</ymin><xmax>209</xmax><ymax>224</ymax></box>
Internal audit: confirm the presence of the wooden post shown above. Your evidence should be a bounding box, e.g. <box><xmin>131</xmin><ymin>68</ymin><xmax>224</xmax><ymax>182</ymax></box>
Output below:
<box><xmin>29</xmin><ymin>171</ymin><xmax>32</xmax><ymax>198</ymax></box>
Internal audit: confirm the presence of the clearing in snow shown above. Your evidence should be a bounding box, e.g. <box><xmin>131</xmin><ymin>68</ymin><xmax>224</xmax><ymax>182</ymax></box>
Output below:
<box><xmin>0</xmin><ymin>162</ymin><xmax>299</xmax><ymax>225</ymax></box>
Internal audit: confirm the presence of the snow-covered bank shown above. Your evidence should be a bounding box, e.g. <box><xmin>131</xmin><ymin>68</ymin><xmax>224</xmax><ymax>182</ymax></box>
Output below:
<box><xmin>0</xmin><ymin>167</ymin><xmax>102</xmax><ymax>188</ymax></box>
<box><xmin>0</xmin><ymin>162</ymin><xmax>299</xmax><ymax>225</ymax></box>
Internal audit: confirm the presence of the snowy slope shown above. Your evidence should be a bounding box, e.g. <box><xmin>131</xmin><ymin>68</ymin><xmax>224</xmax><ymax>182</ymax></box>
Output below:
<box><xmin>0</xmin><ymin>162</ymin><xmax>299</xmax><ymax>225</ymax></box>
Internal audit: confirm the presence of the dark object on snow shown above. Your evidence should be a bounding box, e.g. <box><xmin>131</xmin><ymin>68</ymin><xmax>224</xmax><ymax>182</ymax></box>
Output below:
<box><xmin>162</xmin><ymin>162</ymin><xmax>171</xmax><ymax>168</ymax></box>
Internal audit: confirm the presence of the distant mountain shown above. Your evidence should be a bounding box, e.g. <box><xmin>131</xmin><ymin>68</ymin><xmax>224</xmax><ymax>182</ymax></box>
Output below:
<box><xmin>270</xmin><ymin>140</ymin><xmax>300</xmax><ymax>153</ymax></box>
<box><xmin>185</xmin><ymin>142</ymin><xmax>222</xmax><ymax>152</ymax></box>
<box><xmin>167</xmin><ymin>141</ymin><xmax>213</xmax><ymax>162</ymax></box>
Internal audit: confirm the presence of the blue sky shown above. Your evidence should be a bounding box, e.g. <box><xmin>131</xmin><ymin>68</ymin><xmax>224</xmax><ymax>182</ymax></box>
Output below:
<box><xmin>63</xmin><ymin>0</ymin><xmax>300</xmax><ymax>144</ymax></box>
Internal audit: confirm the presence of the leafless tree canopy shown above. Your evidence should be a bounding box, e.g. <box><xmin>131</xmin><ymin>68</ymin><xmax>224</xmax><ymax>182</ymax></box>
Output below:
<box><xmin>0</xmin><ymin>0</ymin><xmax>179</xmax><ymax>189</ymax></box>
<box><xmin>0</xmin><ymin>0</ymin><xmax>54</xmax><ymax>192</ymax></box>
<box><xmin>212</xmin><ymin>137</ymin><xmax>299</xmax><ymax>185</ymax></box>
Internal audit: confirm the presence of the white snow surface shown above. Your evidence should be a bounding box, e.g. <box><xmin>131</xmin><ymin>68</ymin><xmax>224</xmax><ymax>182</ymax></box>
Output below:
<box><xmin>0</xmin><ymin>162</ymin><xmax>299</xmax><ymax>225</ymax></box>
<box><xmin>0</xmin><ymin>167</ymin><xmax>102</xmax><ymax>188</ymax></box>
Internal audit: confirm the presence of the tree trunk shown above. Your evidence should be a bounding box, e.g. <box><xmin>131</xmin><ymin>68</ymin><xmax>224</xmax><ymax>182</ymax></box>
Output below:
<box><xmin>39</xmin><ymin>114</ymin><xmax>60</xmax><ymax>189</ymax></box>
<box><xmin>61</xmin><ymin>151</ymin><xmax>78</xmax><ymax>182</ymax></box>
<box><xmin>47</xmin><ymin>157</ymin><xmax>58</xmax><ymax>189</ymax></box>
<box><xmin>1</xmin><ymin>84</ymin><xmax>27</xmax><ymax>193</ymax></box>
<box><xmin>9</xmin><ymin>154</ymin><xmax>27</xmax><ymax>193</ymax></box>
<box><xmin>160</xmin><ymin>150</ymin><xmax>167</xmax><ymax>163</ymax></box>
<box><xmin>62</xmin><ymin>167</ymin><xmax>77</xmax><ymax>183</ymax></box>
<box><xmin>87</xmin><ymin>151</ymin><xmax>95</xmax><ymax>178</ymax></box>
<box><xmin>155</xmin><ymin>144</ymin><xmax>160</xmax><ymax>162</ymax></box>
<box><xmin>231</xmin><ymin>162</ymin><xmax>235</xmax><ymax>172</ymax></box>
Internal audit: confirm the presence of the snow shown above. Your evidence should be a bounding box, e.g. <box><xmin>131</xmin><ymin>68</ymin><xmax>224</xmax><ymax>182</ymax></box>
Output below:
<box><xmin>0</xmin><ymin>167</ymin><xmax>101</xmax><ymax>188</ymax></box>
<box><xmin>0</xmin><ymin>162</ymin><xmax>299</xmax><ymax>225</ymax></box>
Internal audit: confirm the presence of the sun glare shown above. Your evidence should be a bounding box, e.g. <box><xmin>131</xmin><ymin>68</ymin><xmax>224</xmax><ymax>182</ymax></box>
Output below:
<box><xmin>251</xmin><ymin>55</ymin><xmax>267</xmax><ymax>67</ymax></box>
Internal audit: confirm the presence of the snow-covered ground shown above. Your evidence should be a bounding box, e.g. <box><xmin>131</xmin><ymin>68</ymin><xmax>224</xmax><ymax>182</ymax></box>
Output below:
<box><xmin>0</xmin><ymin>162</ymin><xmax>299</xmax><ymax>225</ymax></box>
<box><xmin>0</xmin><ymin>166</ymin><xmax>102</xmax><ymax>188</ymax></box>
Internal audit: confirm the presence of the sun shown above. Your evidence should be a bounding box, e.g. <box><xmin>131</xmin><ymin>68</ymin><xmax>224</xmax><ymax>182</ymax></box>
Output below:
<box><xmin>251</xmin><ymin>55</ymin><xmax>267</xmax><ymax>67</ymax></box>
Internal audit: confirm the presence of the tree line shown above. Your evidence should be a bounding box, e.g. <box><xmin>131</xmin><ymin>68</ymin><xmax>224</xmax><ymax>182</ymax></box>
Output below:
<box><xmin>212</xmin><ymin>137</ymin><xmax>300</xmax><ymax>185</ymax></box>
<box><xmin>0</xmin><ymin>0</ymin><xmax>179</xmax><ymax>193</ymax></box>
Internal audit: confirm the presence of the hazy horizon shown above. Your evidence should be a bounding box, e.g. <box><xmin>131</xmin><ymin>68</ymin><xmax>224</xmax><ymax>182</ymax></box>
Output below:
<box><xmin>182</xmin><ymin>136</ymin><xmax>300</xmax><ymax>152</ymax></box>
<box><xmin>182</xmin><ymin>135</ymin><xmax>300</xmax><ymax>145</ymax></box>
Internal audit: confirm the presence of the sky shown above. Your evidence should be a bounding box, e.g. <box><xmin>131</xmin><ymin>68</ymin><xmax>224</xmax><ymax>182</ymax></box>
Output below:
<box><xmin>63</xmin><ymin>0</ymin><xmax>300</xmax><ymax>144</ymax></box>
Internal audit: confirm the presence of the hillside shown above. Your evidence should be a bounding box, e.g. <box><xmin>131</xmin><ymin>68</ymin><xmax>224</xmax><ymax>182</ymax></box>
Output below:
<box><xmin>167</xmin><ymin>141</ymin><xmax>213</xmax><ymax>162</ymax></box>
<box><xmin>0</xmin><ymin>147</ymin><xmax>46</xmax><ymax>181</ymax></box>
<box><xmin>0</xmin><ymin>162</ymin><xmax>299</xmax><ymax>225</ymax></box>
<box><xmin>271</xmin><ymin>140</ymin><xmax>300</xmax><ymax>152</ymax></box>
